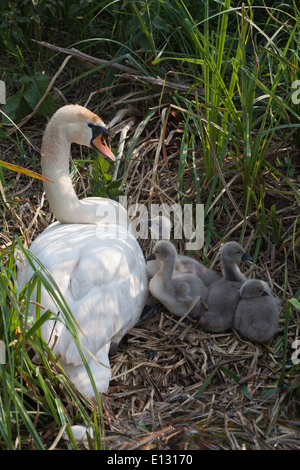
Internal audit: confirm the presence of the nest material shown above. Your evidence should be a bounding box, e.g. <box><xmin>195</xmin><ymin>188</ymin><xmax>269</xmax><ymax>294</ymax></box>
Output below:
<box><xmin>0</xmin><ymin>68</ymin><xmax>299</xmax><ymax>449</ymax></box>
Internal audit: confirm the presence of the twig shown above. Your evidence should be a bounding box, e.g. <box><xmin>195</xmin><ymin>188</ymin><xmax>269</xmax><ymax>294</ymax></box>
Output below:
<box><xmin>131</xmin><ymin>425</ymin><xmax>174</xmax><ymax>450</ymax></box>
<box><xmin>206</xmin><ymin>353</ymin><xmax>264</xmax><ymax>372</ymax></box>
<box><xmin>27</xmin><ymin>192</ymin><xmax>45</xmax><ymax>243</ymax></box>
<box><xmin>32</xmin><ymin>40</ymin><xmax>198</xmax><ymax>93</ymax></box>
<box><xmin>32</xmin><ymin>40</ymin><xmax>137</xmax><ymax>73</ymax></box>
<box><xmin>109</xmin><ymin>108</ymin><xmax>130</xmax><ymax>129</ymax></box>
<box><xmin>170</xmin><ymin>296</ymin><xmax>201</xmax><ymax>332</ymax></box>
<box><xmin>113</xmin><ymin>118</ymin><xmax>136</xmax><ymax>181</ymax></box>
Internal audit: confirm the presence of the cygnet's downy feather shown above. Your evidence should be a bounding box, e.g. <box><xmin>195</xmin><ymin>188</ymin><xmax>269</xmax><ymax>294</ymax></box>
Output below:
<box><xmin>220</xmin><ymin>241</ymin><xmax>252</xmax><ymax>282</ymax></box>
<box><xmin>234</xmin><ymin>279</ymin><xmax>281</xmax><ymax>343</ymax></box>
<box><xmin>196</xmin><ymin>279</ymin><xmax>242</xmax><ymax>331</ymax></box>
<box><xmin>140</xmin><ymin>216</ymin><xmax>173</xmax><ymax>278</ymax></box>
<box><xmin>143</xmin><ymin>216</ymin><xmax>220</xmax><ymax>286</ymax></box>
<box><xmin>148</xmin><ymin>241</ymin><xmax>208</xmax><ymax>318</ymax></box>
<box><xmin>196</xmin><ymin>241</ymin><xmax>252</xmax><ymax>332</ymax></box>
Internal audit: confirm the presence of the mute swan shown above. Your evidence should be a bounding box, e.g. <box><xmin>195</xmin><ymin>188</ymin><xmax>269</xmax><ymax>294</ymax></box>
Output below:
<box><xmin>17</xmin><ymin>104</ymin><xmax>148</xmax><ymax>399</ymax></box>
<box><xmin>148</xmin><ymin>240</ymin><xmax>208</xmax><ymax>318</ymax></box>
<box><xmin>143</xmin><ymin>216</ymin><xmax>220</xmax><ymax>285</ymax></box>
<box><xmin>234</xmin><ymin>279</ymin><xmax>281</xmax><ymax>343</ymax></box>
<box><xmin>195</xmin><ymin>241</ymin><xmax>252</xmax><ymax>331</ymax></box>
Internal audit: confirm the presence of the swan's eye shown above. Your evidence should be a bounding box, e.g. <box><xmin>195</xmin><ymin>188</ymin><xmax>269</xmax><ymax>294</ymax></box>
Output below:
<box><xmin>88</xmin><ymin>123</ymin><xmax>109</xmax><ymax>143</ymax></box>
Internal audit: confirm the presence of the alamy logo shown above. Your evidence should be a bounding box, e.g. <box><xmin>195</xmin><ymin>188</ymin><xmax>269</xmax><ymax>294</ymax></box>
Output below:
<box><xmin>0</xmin><ymin>340</ymin><xmax>5</xmax><ymax>365</ymax></box>
<box><xmin>0</xmin><ymin>80</ymin><xmax>5</xmax><ymax>105</ymax></box>
<box><xmin>291</xmin><ymin>80</ymin><xmax>300</xmax><ymax>105</ymax></box>
<box><xmin>95</xmin><ymin>198</ymin><xmax>205</xmax><ymax>250</ymax></box>
<box><xmin>291</xmin><ymin>339</ymin><xmax>300</xmax><ymax>365</ymax></box>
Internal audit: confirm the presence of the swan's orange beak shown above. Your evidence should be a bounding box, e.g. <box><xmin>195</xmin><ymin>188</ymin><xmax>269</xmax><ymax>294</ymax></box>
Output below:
<box><xmin>91</xmin><ymin>134</ymin><xmax>116</xmax><ymax>161</ymax></box>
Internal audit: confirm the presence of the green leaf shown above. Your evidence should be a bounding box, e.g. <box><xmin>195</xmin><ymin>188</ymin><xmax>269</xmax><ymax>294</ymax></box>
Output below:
<box><xmin>1</xmin><ymin>89</ymin><xmax>30</xmax><ymax>123</ymax></box>
<box><xmin>195</xmin><ymin>368</ymin><xmax>218</xmax><ymax>397</ymax></box>
<box><xmin>23</xmin><ymin>72</ymin><xmax>55</xmax><ymax>116</ymax></box>
<box><xmin>2</xmin><ymin>72</ymin><xmax>55</xmax><ymax>124</ymax></box>
<box><xmin>153</xmin><ymin>16</ymin><xmax>168</xmax><ymax>31</ymax></box>
<box><xmin>289</xmin><ymin>298</ymin><xmax>300</xmax><ymax>310</ymax></box>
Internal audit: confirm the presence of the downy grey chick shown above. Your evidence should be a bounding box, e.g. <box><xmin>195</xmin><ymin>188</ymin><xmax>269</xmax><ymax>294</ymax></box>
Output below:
<box><xmin>220</xmin><ymin>241</ymin><xmax>252</xmax><ymax>282</ymax></box>
<box><xmin>141</xmin><ymin>216</ymin><xmax>173</xmax><ymax>278</ymax></box>
<box><xmin>234</xmin><ymin>279</ymin><xmax>281</xmax><ymax>343</ymax></box>
<box><xmin>147</xmin><ymin>240</ymin><xmax>208</xmax><ymax>318</ymax></box>
<box><xmin>195</xmin><ymin>241</ymin><xmax>253</xmax><ymax>332</ymax></box>
<box><xmin>143</xmin><ymin>216</ymin><xmax>220</xmax><ymax>286</ymax></box>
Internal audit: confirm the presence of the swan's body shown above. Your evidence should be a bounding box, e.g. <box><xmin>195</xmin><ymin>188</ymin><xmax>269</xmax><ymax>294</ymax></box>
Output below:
<box><xmin>234</xmin><ymin>280</ymin><xmax>281</xmax><ymax>343</ymax></box>
<box><xmin>196</xmin><ymin>241</ymin><xmax>252</xmax><ymax>332</ymax></box>
<box><xmin>148</xmin><ymin>241</ymin><xmax>208</xmax><ymax>317</ymax></box>
<box><xmin>17</xmin><ymin>105</ymin><xmax>148</xmax><ymax>398</ymax></box>
<box><xmin>144</xmin><ymin>216</ymin><xmax>220</xmax><ymax>286</ymax></box>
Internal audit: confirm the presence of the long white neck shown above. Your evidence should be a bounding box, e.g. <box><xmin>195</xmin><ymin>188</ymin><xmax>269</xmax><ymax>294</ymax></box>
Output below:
<box><xmin>41</xmin><ymin>121</ymin><xmax>127</xmax><ymax>226</ymax></box>
<box><xmin>222</xmin><ymin>255</ymin><xmax>247</xmax><ymax>282</ymax></box>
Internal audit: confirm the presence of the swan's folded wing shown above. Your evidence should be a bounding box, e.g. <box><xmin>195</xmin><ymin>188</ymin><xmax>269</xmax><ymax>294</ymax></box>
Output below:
<box><xmin>17</xmin><ymin>223</ymin><xmax>148</xmax><ymax>366</ymax></box>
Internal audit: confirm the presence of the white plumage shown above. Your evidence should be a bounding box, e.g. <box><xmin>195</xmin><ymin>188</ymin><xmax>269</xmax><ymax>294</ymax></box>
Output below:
<box><xmin>17</xmin><ymin>105</ymin><xmax>148</xmax><ymax>398</ymax></box>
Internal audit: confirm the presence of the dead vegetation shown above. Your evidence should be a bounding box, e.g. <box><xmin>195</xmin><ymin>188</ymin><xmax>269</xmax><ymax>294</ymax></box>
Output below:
<box><xmin>0</xmin><ymin>50</ymin><xmax>299</xmax><ymax>450</ymax></box>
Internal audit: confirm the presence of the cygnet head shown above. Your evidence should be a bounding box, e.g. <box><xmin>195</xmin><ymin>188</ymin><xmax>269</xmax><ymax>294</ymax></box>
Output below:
<box><xmin>149</xmin><ymin>240</ymin><xmax>176</xmax><ymax>262</ymax></box>
<box><xmin>221</xmin><ymin>241</ymin><xmax>252</xmax><ymax>264</ymax></box>
<box><xmin>240</xmin><ymin>279</ymin><xmax>268</xmax><ymax>299</ymax></box>
<box><xmin>44</xmin><ymin>104</ymin><xmax>115</xmax><ymax>161</ymax></box>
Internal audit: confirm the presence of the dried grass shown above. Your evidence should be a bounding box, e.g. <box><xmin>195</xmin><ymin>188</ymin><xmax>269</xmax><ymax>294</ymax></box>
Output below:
<box><xmin>0</xmin><ymin>63</ymin><xmax>299</xmax><ymax>450</ymax></box>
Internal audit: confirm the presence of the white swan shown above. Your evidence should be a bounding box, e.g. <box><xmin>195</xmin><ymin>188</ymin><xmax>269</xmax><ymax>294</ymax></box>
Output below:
<box><xmin>17</xmin><ymin>104</ymin><xmax>148</xmax><ymax>399</ymax></box>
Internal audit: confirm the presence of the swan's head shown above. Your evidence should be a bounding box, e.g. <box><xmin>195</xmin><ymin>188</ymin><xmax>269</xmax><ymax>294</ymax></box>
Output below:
<box><xmin>240</xmin><ymin>279</ymin><xmax>268</xmax><ymax>299</ymax></box>
<box><xmin>140</xmin><ymin>215</ymin><xmax>173</xmax><ymax>240</ymax></box>
<box><xmin>147</xmin><ymin>240</ymin><xmax>177</xmax><ymax>262</ymax></box>
<box><xmin>221</xmin><ymin>241</ymin><xmax>252</xmax><ymax>264</ymax></box>
<box><xmin>46</xmin><ymin>104</ymin><xmax>115</xmax><ymax>161</ymax></box>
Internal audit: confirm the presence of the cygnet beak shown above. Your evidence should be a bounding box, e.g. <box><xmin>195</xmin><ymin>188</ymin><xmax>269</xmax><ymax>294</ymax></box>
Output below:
<box><xmin>262</xmin><ymin>291</ymin><xmax>269</xmax><ymax>296</ymax></box>
<box><xmin>146</xmin><ymin>253</ymin><xmax>156</xmax><ymax>262</ymax></box>
<box><xmin>241</xmin><ymin>253</ymin><xmax>253</xmax><ymax>262</ymax></box>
